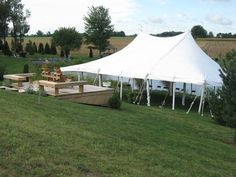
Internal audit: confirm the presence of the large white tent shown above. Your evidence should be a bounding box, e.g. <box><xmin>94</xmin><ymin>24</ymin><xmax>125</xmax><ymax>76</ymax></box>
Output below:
<box><xmin>61</xmin><ymin>31</ymin><xmax>222</xmax><ymax>112</ymax></box>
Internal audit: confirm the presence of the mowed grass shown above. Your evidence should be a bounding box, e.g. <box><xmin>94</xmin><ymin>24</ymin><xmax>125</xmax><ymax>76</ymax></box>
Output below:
<box><xmin>0</xmin><ymin>90</ymin><xmax>236</xmax><ymax>177</ymax></box>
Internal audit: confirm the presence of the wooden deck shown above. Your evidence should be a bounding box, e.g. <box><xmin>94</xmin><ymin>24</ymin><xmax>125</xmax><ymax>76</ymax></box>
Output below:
<box><xmin>8</xmin><ymin>81</ymin><xmax>114</xmax><ymax>106</ymax></box>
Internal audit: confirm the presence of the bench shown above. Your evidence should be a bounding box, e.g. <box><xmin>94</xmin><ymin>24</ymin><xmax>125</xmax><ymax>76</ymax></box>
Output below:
<box><xmin>3</xmin><ymin>73</ymin><xmax>36</xmax><ymax>87</ymax></box>
<box><xmin>4</xmin><ymin>75</ymin><xmax>26</xmax><ymax>87</ymax></box>
<box><xmin>38</xmin><ymin>80</ymin><xmax>88</xmax><ymax>96</ymax></box>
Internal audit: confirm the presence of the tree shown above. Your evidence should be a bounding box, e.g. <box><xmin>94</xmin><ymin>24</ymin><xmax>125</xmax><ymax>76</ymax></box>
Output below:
<box><xmin>50</xmin><ymin>42</ymin><xmax>57</xmax><ymax>55</ymax></box>
<box><xmin>33</xmin><ymin>42</ymin><xmax>37</xmax><ymax>53</ymax></box>
<box><xmin>2</xmin><ymin>40</ymin><xmax>11</xmax><ymax>55</ymax></box>
<box><xmin>44</xmin><ymin>42</ymin><xmax>50</xmax><ymax>54</ymax></box>
<box><xmin>84</xmin><ymin>6</ymin><xmax>114</xmax><ymax>57</ymax></box>
<box><xmin>191</xmin><ymin>25</ymin><xmax>207</xmax><ymax>39</ymax></box>
<box><xmin>208</xmin><ymin>31</ymin><xmax>214</xmax><ymax>38</ymax></box>
<box><xmin>9</xmin><ymin>0</ymin><xmax>30</xmax><ymax>54</ymax></box>
<box><xmin>38</xmin><ymin>42</ymin><xmax>44</xmax><ymax>54</ymax></box>
<box><xmin>25</xmin><ymin>39</ymin><xmax>34</xmax><ymax>55</ymax></box>
<box><xmin>219</xmin><ymin>58</ymin><xmax>236</xmax><ymax>128</ymax></box>
<box><xmin>52</xmin><ymin>27</ymin><xmax>82</xmax><ymax>58</ymax></box>
<box><xmin>0</xmin><ymin>0</ymin><xmax>11</xmax><ymax>42</ymax></box>
<box><xmin>36</xmin><ymin>30</ymin><xmax>44</xmax><ymax>37</ymax></box>
<box><xmin>0</xmin><ymin>39</ymin><xmax>3</xmax><ymax>51</ymax></box>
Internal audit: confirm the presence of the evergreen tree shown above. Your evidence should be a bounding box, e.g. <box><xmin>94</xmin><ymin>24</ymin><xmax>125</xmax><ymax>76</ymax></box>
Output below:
<box><xmin>60</xmin><ymin>50</ymin><xmax>64</xmax><ymax>57</ymax></box>
<box><xmin>33</xmin><ymin>42</ymin><xmax>37</xmax><ymax>53</ymax></box>
<box><xmin>0</xmin><ymin>39</ymin><xmax>3</xmax><ymax>51</ymax></box>
<box><xmin>2</xmin><ymin>40</ymin><xmax>11</xmax><ymax>56</ymax></box>
<box><xmin>25</xmin><ymin>40</ymin><xmax>34</xmax><ymax>55</ymax></box>
<box><xmin>50</xmin><ymin>43</ymin><xmax>57</xmax><ymax>55</ymax></box>
<box><xmin>44</xmin><ymin>42</ymin><xmax>51</xmax><ymax>54</ymax></box>
<box><xmin>219</xmin><ymin>57</ymin><xmax>236</xmax><ymax>128</ymax></box>
<box><xmin>38</xmin><ymin>42</ymin><xmax>44</xmax><ymax>54</ymax></box>
<box><xmin>89</xmin><ymin>48</ymin><xmax>93</xmax><ymax>58</ymax></box>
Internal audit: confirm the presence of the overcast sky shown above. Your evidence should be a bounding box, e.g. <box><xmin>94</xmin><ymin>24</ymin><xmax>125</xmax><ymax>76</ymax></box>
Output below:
<box><xmin>21</xmin><ymin>0</ymin><xmax>236</xmax><ymax>35</ymax></box>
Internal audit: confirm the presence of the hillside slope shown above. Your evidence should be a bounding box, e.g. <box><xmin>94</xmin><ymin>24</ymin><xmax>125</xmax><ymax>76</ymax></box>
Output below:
<box><xmin>0</xmin><ymin>90</ymin><xmax>235</xmax><ymax>177</ymax></box>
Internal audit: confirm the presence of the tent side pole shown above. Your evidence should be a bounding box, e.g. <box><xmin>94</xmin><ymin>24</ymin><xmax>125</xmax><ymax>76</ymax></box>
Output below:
<box><xmin>198</xmin><ymin>83</ymin><xmax>205</xmax><ymax>114</ymax></box>
<box><xmin>77</xmin><ymin>72</ymin><xmax>80</xmax><ymax>81</ymax></box>
<box><xmin>98</xmin><ymin>74</ymin><xmax>102</xmax><ymax>87</ymax></box>
<box><xmin>172</xmin><ymin>82</ymin><xmax>176</xmax><ymax>110</ymax></box>
<box><xmin>146</xmin><ymin>79</ymin><xmax>150</xmax><ymax>107</ymax></box>
<box><xmin>182</xmin><ymin>83</ymin><xmax>186</xmax><ymax>106</ymax></box>
<box><xmin>120</xmin><ymin>77</ymin><xmax>123</xmax><ymax>100</ymax></box>
<box><xmin>132</xmin><ymin>78</ymin><xmax>135</xmax><ymax>93</ymax></box>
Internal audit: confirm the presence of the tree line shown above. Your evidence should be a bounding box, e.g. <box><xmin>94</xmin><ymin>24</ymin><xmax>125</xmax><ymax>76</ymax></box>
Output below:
<box><xmin>0</xmin><ymin>0</ymin><xmax>30</xmax><ymax>55</ymax></box>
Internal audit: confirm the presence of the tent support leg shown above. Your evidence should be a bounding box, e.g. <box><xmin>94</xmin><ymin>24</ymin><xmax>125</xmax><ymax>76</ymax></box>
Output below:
<box><xmin>146</xmin><ymin>79</ymin><xmax>150</xmax><ymax>106</ymax></box>
<box><xmin>78</xmin><ymin>72</ymin><xmax>80</xmax><ymax>81</ymax></box>
<box><xmin>98</xmin><ymin>74</ymin><xmax>102</xmax><ymax>87</ymax></box>
<box><xmin>182</xmin><ymin>83</ymin><xmax>186</xmax><ymax>106</ymax></box>
<box><xmin>198</xmin><ymin>83</ymin><xmax>205</xmax><ymax>114</ymax></box>
<box><xmin>172</xmin><ymin>82</ymin><xmax>176</xmax><ymax>110</ymax></box>
<box><xmin>132</xmin><ymin>78</ymin><xmax>135</xmax><ymax>93</ymax></box>
<box><xmin>120</xmin><ymin>77</ymin><xmax>123</xmax><ymax>101</ymax></box>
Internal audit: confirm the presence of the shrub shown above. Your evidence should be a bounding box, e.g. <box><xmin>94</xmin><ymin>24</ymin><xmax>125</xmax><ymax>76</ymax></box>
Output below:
<box><xmin>208</xmin><ymin>90</ymin><xmax>226</xmax><ymax>125</ymax></box>
<box><xmin>26</xmin><ymin>87</ymin><xmax>35</xmax><ymax>94</ymax></box>
<box><xmin>108</xmin><ymin>92</ymin><xmax>121</xmax><ymax>109</ymax></box>
<box><xmin>23</xmin><ymin>64</ymin><xmax>29</xmax><ymax>73</ymax></box>
<box><xmin>233</xmin><ymin>131</ymin><xmax>236</xmax><ymax>143</ymax></box>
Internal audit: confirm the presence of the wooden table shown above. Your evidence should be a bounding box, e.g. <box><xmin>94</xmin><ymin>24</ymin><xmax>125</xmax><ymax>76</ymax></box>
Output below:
<box><xmin>38</xmin><ymin>80</ymin><xmax>88</xmax><ymax>96</ymax></box>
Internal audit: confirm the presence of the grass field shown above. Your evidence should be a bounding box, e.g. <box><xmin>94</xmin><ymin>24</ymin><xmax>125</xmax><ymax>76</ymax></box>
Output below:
<box><xmin>0</xmin><ymin>90</ymin><xmax>236</xmax><ymax>177</ymax></box>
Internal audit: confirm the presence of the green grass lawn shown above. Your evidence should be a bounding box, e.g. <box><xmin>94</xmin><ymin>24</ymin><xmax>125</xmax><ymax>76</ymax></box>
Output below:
<box><xmin>0</xmin><ymin>90</ymin><xmax>235</xmax><ymax>177</ymax></box>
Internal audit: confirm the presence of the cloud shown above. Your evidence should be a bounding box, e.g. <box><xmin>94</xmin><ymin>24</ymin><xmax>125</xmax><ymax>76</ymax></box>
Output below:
<box><xmin>21</xmin><ymin>0</ymin><xmax>138</xmax><ymax>34</ymax></box>
<box><xmin>201</xmin><ymin>0</ymin><xmax>231</xmax><ymax>2</ymax></box>
<box><xmin>205</xmin><ymin>14</ymin><xmax>232</xmax><ymax>25</ymax></box>
<box><xmin>154</xmin><ymin>0</ymin><xmax>169</xmax><ymax>4</ymax></box>
<box><xmin>148</xmin><ymin>16</ymin><xmax>165</xmax><ymax>24</ymax></box>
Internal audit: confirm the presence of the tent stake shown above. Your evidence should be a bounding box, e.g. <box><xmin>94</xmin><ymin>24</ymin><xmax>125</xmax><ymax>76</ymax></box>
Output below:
<box><xmin>172</xmin><ymin>82</ymin><xmax>176</xmax><ymax>110</ymax></box>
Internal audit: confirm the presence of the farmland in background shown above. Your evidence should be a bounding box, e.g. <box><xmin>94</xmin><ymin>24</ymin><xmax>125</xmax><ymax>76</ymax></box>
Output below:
<box><xmin>6</xmin><ymin>36</ymin><xmax>236</xmax><ymax>59</ymax></box>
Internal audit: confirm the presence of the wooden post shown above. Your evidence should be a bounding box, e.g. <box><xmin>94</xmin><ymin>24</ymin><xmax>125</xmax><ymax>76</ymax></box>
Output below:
<box><xmin>79</xmin><ymin>85</ymin><xmax>84</xmax><ymax>93</ymax></box>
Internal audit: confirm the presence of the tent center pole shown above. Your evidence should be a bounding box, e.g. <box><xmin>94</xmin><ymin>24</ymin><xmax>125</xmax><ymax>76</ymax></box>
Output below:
<box><xmin>172</xmin><ymin>82</ymin><xmax>176</xmax><ymax>110</ymax></box>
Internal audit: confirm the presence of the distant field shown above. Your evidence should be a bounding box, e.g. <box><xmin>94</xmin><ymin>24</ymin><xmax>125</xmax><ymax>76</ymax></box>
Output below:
<box><xmin>6</xmin><ymin>36</ymin><xmax>236</xmax><ymax>58</ymax></box>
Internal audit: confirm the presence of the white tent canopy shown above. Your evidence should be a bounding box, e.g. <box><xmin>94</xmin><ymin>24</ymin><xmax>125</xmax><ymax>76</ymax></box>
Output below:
<box><xmin>61</xmin><ymin>31</ymin><xmax>222</xmax><ymax>86</ymax></box>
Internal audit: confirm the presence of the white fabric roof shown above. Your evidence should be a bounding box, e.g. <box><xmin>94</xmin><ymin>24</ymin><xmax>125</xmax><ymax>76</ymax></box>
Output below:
<box><xmin>61</xmin><ymin>31</ymin><xmax>222</xmax><ymax>86</ymax></box>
